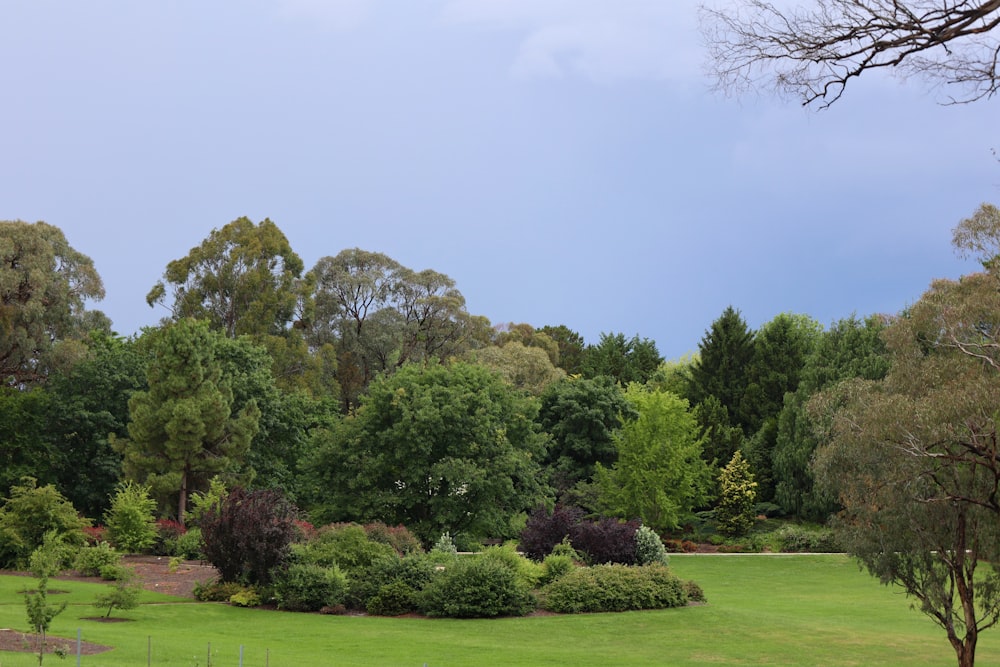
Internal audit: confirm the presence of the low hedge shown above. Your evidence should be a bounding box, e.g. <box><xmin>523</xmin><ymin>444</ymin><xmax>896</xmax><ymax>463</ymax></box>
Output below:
<box><xmin>541</xmin><ymin>564</ymin><xmax>688</xmax><ymax>613</ymax></box>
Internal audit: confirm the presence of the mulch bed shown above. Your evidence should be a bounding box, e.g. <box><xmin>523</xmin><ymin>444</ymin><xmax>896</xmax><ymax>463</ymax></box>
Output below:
<box><xmin>1</xmin><ymin>555</ymin><xmax>220</xmax><ymax>655</ymax></box>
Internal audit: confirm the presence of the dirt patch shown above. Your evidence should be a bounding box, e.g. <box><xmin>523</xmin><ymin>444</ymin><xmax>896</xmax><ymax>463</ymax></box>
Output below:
<box><xmin>0</xmin><ymin>629</ymin><xmax>113</xmax><ymax>655</ymax></box>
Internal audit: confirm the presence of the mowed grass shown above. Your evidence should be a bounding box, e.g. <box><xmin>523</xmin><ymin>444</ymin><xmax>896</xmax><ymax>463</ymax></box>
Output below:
<box><xmin>0</xmin><ymin>554</ymin><xmax>996</xmax><ymax>666</ymax></box>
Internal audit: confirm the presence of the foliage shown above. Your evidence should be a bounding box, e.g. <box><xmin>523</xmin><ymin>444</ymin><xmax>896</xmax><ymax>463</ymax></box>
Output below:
<box><xmin>193</xmin><ymin>580</ymin><xmax>248</xmax><ymax>603</ymax></box>
<box><xmin>73</xmin><ymin>542</ymin><xmax>121</xmax><ymax>576</ymax></box>
<box><xmin>115</xmin><ymin>319</ymin><xmax>260</xmax><ymax>524</ymax></box>
<box><xmin>104</xmin><ymin>481</ymin><xmax>158</xmax><ymax>553</ymax></box>
<box><xmin>418</xmin><ymin>556</ymin><xmax>536</xmax><ymax>618</ymax></box>
<box><xmin>536</xmin><ymin>324</ymin><xmax>586</xmax><ymax>375</ymax></box>
<box><xmin>348</xmin><ymin>553</ymin><xmax>437</xmax><ymax>613</ymax></box>
<box><xmin>686</xmin><ymin>306</ymin><xmax>755</xmax><ymax>432</ymax></box>
<box><xmin>99</xmin><ymin>564</ymin><xmax>133</xmax><ymax>581</ymax></box>
<box><xmin>293</xmin><ymin>523</ymin><xmax>397</xmax><ymax>573</ymax></box>
<box><xmin>272</xmin><ymin>562</ymin><xmax>347</xmax><ymax>612</ymax></box>
<box><xmin>479</xmin><ymin>543</ymin><xmax>544</xmax><ymax>588</ymax></box>
<box><xmin>539</xmin><ymin>553</ymin><xmax>577</xmax><ymax>585</ymax></box>
<box><xmin>538</xmin><ymin>376</ymin><xmax>636</xmax><ymax>495</ymax></box>
<box><xmin>570</xmin><ymin>517</ymin><xmax>641</xmax><ymax>566</ymax></box>
<box><xmin>596</xmin><ymin>386</ymin><xmax>713</xmax><ymax>533</ymax></box>
<box><xmin>185</xmin><ymin>476</ymin><xmax>227</xmax><ymax>528</ymax></box>
<box><xmin>93</xmin><ymin>570</ymin><xmax>141</xmax><ymax>618</ymax></box>
<box><xmin>306</xmin><ymin>360</ymin><xmax>550</xmax><ymax>543</ymax></box>
<box><xmin>201</xmin><ymin>487</ymin><xmax>298</xmax><ymax>586</ymax></box>
<box><xmin>23</xmin><ymin>571</ymin><xmax>67</xmax><ymax>665</ymax></box>
<box><xmin>519</xmin><ymin>505</ymin><xmax>585</xmax><ymax>561</ymax></box>
<box><xmin>431</xmin><ymin>531</ymin><xmax>458</xmax><ymax>556</ymax></box>
<box><xmin>541</xmin><ymin>564</ymin><xmax>688</xmax><ymax>613</ymax></box>
<box><xmin>466</xmin><ymin>341</ymin><xmax>566</xmax><ymax>396</ymax></box>
<box><xmin>701</xmin><ymin>0</ymin><xmax>1000</xmax><ymax>107</ymax></box>
<box><xmin>776</xmin><ymin>525</ymin><xmax>839</xmax><ymax>553</ymax></box>
<box><xmin>0</xmin><ymin>219</ymin><xmax>106</xmax><ymax>387</ymax></box>
<box><xmin>634</xmin><ymin>525</ymin><xmax>670</xmax><ymax>566</ymax></box>
<box><xmin>0</xmin><ymin>477</ymin><xmax>89</xmax><ymax>569</ymax></box>
<box><xmin>716</xmin><ymin>451</ymin><xmax>758</xmax><ymax>537</ymax></box>
<box><xmin>772</xmin><ymin>315</ymin><xmax>889</xmax><ymax>520</ymax></box>
<box><xmin>146</xmin><ymin>216</ymin><xmax>306</xmax><ymax>338</ymax></box>
<box><xmin>361</xmin><ymin>522</ymin><xmax>423</xmax><ymax>555</ymax></box>
<box><xmin>171</xmin><ymin>527</ymin><xmax>204</xmax><ymax>560</ymax></box>
<box><xmin>580</xmin><ymin>332</ymin><xmax>663</xmax><ymax>386</ymax></box>
<box><xmin>228</xmin><ymin>588</ymin><xmax>261</xmax><ymax>607</ymax></box>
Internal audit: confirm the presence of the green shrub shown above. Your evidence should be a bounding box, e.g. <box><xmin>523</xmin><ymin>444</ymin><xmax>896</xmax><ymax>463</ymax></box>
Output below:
<box><xmin>186</xmin><ymin>476</ymin><xmax>227</xmax><ymax>528</ymax></box>
<box><xmin>541</xmin><ymin>564</ymin><xmax>688</xmax><ymax>613</ymax></box>
<box><xmin>295</xmin><ymin>524</ymin><xmax>396</xmax><ymax>573</ymax></box>
<box><xmin>273</xmin><ymin>563</ymin><xmax>347</xmax><ymax>612</ymax></box>
<box><xmin>193</xmin><ymin>580</ymin><xmax>247</xmax><ymax>602</ymax></box>
<box><xmin>431</xmin><ymin>531</ymin><xmax>458</xmax><ymax>556</ymax></box>
<box><xmin>229</xmin><ymin>588</ymin><xmax>261</xmax><ymax>607</ymax></box>
<box><xmin>103</xmin><ymin>481</ymin><xmax>158</xmax><ymax>554</ymax></box>
<box><xmin>92</xmin><ymin>573</ymin><xmax>141</xmax><ymax>618</ymax></box>
<box><xmin>418</xmin><ymin>557</ymin><xmax>535</xmax><ymax>618</ymax></box>
<box><xmin>479</xmin><ymin>543</ymin><xmax>543</xmax><ymax>588</ymax></box>
<box><xmin>0</xmin><ymin>477</ymin><xmax>89</xmax><ymax>569</ymax></box>
<box><xmin>171</xmin><ymin>527</ymin><xmax>204</xmax><ymax>560</ymax></box>
<box><xmin>539</xmin><ymin>553</ymin><xmax>576</xmax><ymax>585</ymax></box>
<box><xmin>366</xmin><ymin>580</ymin><xmax>419</xmax><ymax>616</ymax></box>
<box><xmin>348</xmin><ymin>554</ymin><xmax>436</xmax><ymax>612</ymax></box>
<box><xmin>683</xmin><ymin>580</ymin><xmax>707</xmax><ymax>603</ymax></box>
<box><xmin>777</xmin><ymin>525</ymin><xmax>839</xmax><ymax>553</ymax></box>
<box><xmin>634</xmin><ymin>526</ymin><xmax>669</xmax><ymax>566</ymax></box>
<box><xmin>99</xmin><ymin>564</ymin><xmax>132</xmax><ymax>581</ymax></box>
<box><xmin>73</xmin><ymin>542</ymin><xmax>121</xmax><ymax>576</ymax></box>
<box><xmin>362</xmin><ymin>522</ymin><xmax>423</xmax><ymax>555</ymax></box>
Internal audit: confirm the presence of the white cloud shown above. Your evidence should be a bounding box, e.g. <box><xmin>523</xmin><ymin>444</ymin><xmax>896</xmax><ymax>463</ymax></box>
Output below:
<box><xmin>441</xmin><ymin>0</ymin><xmax>701</xmax><ymax>82</ymax></box>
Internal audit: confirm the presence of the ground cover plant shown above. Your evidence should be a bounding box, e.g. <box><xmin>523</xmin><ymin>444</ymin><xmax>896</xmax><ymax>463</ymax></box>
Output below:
<box><xmin>1</xmin><ymin>555</ymin><xmax>998</xmax><ymax>665</ymax></box>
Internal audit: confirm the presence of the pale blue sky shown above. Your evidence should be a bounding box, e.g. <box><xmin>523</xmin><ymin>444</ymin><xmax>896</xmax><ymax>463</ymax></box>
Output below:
<box><xmin>2</xmin><ymin>1</ymin><xmax>996</xmax><ymax>358</ymax></box>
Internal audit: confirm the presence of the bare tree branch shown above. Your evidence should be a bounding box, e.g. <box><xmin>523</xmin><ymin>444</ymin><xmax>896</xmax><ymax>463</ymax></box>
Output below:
<box><xmin>700</xmin><ymin>0</ymin><xmax>1000</xmax><ymax>107</ymax></box>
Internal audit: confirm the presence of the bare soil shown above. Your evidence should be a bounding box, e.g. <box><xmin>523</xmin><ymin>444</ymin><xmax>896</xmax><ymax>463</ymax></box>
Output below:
<box><xmin>0</xmin><ymin>555</ymin><xmax>219</xmax><ymax>656</ymax></box>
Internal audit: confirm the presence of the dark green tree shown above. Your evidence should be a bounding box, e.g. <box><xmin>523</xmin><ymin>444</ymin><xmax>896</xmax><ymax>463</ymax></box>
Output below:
<box><xmin>537</xmin><ymin>324</ymin><xmax>586</xmax><ymax>375</ymax></box>
<box><xmin>305</xmin><ymin>361</ymin><xmax>550</xmax><ymax>543</ymax></box>
<box><xmin>687</xmin><ymin>306</ymin><xmax>755</xmax><ymax>432</ymax></box>
<box><xmin>581</xmin><ymin>332</ymin><xmax>663</xmax><ymax>385</ymax></box>
<box><xmin>772</xmin><ymin>315</ymin><xmax>889</xmax><ymax>519</ymax></box>
<box><xmin>115</xmin><ymin>319</ymin><xmax>260</xmax><ymax>525</ymax></box>
<box><xmin>538</xmin><ymin>376</ymin><xmax>636</xmax><ymax>496</ymax></box>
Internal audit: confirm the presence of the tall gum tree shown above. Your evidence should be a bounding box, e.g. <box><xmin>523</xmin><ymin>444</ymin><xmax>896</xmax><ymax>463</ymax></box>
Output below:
<box><xmin>0</xmin><ymin>220</ymin><xmax>106</xmax><ymax>386</ymax></box>
<box><xmin>813</xmin><ymin>203</ymin><xmax>1000</xmax><ymax>667</ymax></box>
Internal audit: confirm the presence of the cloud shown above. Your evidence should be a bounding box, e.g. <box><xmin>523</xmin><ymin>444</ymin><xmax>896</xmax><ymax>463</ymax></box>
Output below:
<box><xmin>441</xmin><ymin>0</ymin><xmax>701</xmax><ymax>82</ymax></box>
<box><xmin>273</xmin><ymin>0</ymin><xmax>373</xmax><ymax>30</ymax></box>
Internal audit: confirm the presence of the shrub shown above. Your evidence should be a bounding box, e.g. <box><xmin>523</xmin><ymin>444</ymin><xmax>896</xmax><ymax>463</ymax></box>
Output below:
<box><xmin>229</xmin><ymin>588</ymin><xmax>261</xmax><ymax>607</ymax></box>
<box><xmin>104</xmin><ymin>481</ymin><xmax>158</xmax><ymax>554</ymax></box>
<box><xmin>418</xmin><ymin>557</ymin><xmax>535</xmax><ymax>618</ymax></box>
<box><xmin>634</xmin><ymin>525</ymin><xmax>669</xmax><ymax>566</ymax></box>
<box><xmin>82</xmin><ymin>526</ymin><xmax>107</xmax><ymax>546</ymax></box>
<box><xmin>186</xmin><ymin>476</ymin><xmax>227</xmax><ymax>528</ymax></box>
<box><xmin>150</xmin><ymin>519</ymin><xmax>186</xmax><ymax>556</ymax></box>
<box><xmin>519</xmin><ymin>505</ymin><xmax>584</xmax><ymax>560</ymax></box>
<box><xmin>431</xmin><ymin>531</ymin><xmax>458</xmax><ymax>556</ymax></box>
<box><xmin>93</xmin><ymin>573</ymin><xmax>141</xmax><ymax>618</ymax></box>
<box><xmin>479</xmin><ymin>543</ymin><xmax>543</xmax><ymax>588</ymax></box>
<box><xmin>541</xmin><ymin>564</ymin><xmax>688</xmax><ymax>613</ymax></box>
<box><xmin>171</xmin><ymin>527</ymin><xmax>204</xmax><ymax>560</ymax></box>
<box><xmin>193</xmin><ymin>580</ymin><xmax>247</xmax><ymax>602</ymax></box>
<box><xmin>295</xmin><ymin>523</ymin><xmax>397</xmax><ymax>573</ymax></box>
<box><xmin>777</xmin><ymin>525</ymin><xmax>840</xmax><ymax>553</ymax></box>
<box><xmin>539</xmin><ymin>553</ymin><xmax>576</xmax><ymax>585</ymax></box>
<box><xmin>73</xmin><ymin>542</ymin><xmax>121</xmax><ymax>577</ymax></box>
<box><xmin>201</xmin><ymin>487</ymin><xmax>299</xmax><ymax>586</ymax></box>
<box><xmin>683</xmin><ymin>579</ymin><xmax>707</xmax><ymax>603</ymax></box>
<box><xmin>366</xmin><ymin>580</ymin><xmax>419</xmax><ymax>616</ymax></box>
<box><xmin>363</xmin><ymin>522</ymin><xmax>423</xmax><ymax>555</ymax></box>
<box><xmin>99</xmin><ymin>564</ymin><xmax>132</xmax><ymax>581</ymax></box>
<box><xmin>348</xmin><ymin>554</ymin><xmax>436</xmax><ymax>612</ymax></box>
<box><xmin>0</xmin><ymin>477</ymin><xmax>89</xmax><ymax>569</ymax></box>
<box><xmin>570</xmin><ymin>517</ymin><xmax>640</xmax><ymax>565</ymax></box>
<box><xmin>272</xmin><ymin>563</ymin><xmax>347</xmax><ymax>612</ymax></box>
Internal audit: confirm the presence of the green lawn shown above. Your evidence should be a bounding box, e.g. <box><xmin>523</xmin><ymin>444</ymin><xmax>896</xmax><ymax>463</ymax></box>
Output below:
<box><xmin>0</xmin><ymin>554</ymin><xmax>995</xmax><ymax>666</ymax></box>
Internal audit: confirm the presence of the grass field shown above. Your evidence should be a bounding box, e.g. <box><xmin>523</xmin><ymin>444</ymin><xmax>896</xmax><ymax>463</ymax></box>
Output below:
<box><xmin>1</xmin><ymin>554</ymin><xmax>996</xmax><ymax>666</ymax></box>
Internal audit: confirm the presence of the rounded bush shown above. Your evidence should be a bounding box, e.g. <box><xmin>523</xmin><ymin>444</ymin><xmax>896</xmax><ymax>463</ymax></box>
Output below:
<box><xmin>73</xmin><ymin>543</ymin><xmax>121</xmax><ymax>576</ymax></box>
<box><xmin>366</xmin><ymin>580</ymin><xmax>418</xmax><ymax>616</ymax></box>
<box><xmin>419</xmin><ymin>557</ymin><xmax>535</xmax><ymax>618</ymax></box>
<box><xmin>273</xmin><ymin>563</ymin><xmax>347</xmax><ymax>612</ymax></box>
<box><xmin>634</xmin><ymin>526</ymin><xmax>670</xmax><ymax>566</ymax></box>
<box><xmin>349</xmin><ymin>554</ymin><xmax>436</xmax><ymax>612</ymax></box>
<box><xmin>296</xmin><ymin>524</ymin><xmax>396</xmax><ymax>573</ymax></box>
<box><xmin>541</xmin><ymin>564</ymin><xmax>688</xmax><ymax>613</ymax></box>
<box><xmin>539</xmin><ymin>553</ymin><xmax>576</xmax><ymax>585</ymax></box>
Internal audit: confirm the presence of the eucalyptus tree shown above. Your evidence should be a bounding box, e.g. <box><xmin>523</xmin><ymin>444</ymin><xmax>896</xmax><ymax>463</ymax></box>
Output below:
<box><xmin>0</xmin><ymin>220</ymin><xmax>106</xmax><ymax>386</ymax></box>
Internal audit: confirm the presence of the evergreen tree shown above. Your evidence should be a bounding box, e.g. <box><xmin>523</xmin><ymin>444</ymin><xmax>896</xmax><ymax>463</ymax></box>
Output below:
<box><xmin>687</xmin><ymin>306</ymin><xmax>755</xmax><ymax>432</ymax></box>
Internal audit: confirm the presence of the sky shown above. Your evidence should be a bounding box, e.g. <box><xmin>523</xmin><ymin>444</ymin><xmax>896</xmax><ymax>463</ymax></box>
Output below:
<box><xmin>1</xmin><ymin>1</ymin><xmax>997</xmax><ymax>360</ymax></box>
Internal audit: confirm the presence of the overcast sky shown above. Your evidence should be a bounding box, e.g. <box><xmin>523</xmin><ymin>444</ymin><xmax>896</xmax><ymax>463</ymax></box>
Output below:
<box><xmin>2</xmin><ymin>1</ymin><xmax>996</xmax><ymax>359</ymax></box>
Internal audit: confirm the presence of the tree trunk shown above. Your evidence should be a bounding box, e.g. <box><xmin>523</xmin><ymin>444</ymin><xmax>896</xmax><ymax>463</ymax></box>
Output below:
<box><xmin>178</xmin><ymin>468</ymin><xmax>188</xmax><ymax>528</ymax></box>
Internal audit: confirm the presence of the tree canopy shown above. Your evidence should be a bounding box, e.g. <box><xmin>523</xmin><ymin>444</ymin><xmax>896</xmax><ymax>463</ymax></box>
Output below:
<box><xmin>701</xmin><ymin>0</ymin><xmax>1000</xmax><ymax>107</ymax></box>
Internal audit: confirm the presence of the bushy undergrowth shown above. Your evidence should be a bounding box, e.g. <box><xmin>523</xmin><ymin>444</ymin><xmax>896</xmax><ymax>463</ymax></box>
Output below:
<box><xmin>73</xmin><ymin>542</ymin><xmax>121</xmax><ymax>576</ymax></box>
<box><xmin>419</xmin><ymin>557</ymin><xmax>536</xmax><ymax>618</ymax></box>
<box><xmin>519</xmin><ymin>505</ymin><xmax>584</xmax><ymax>560</ymax></box>
<box><xmin>777</xmin><ymin>525</ymin><xmax>839</xmax><ymax>553</ymax></box>
<box><xmin>348</xmin><ymin>554</ymin><xmax>437</xmax><ymax>614</ymax></box>
<box><xmin>539</xmin><ymin>553</ymin><xmax>576</xmax><ymax>585</ymax></box>
<box><xmin>570</xmin><ymin>517</ymin><xmax>640</xmax><ymax>565</ymax></box>
<box><xmin>294</xmin><ymin>523</ymin><xmax>397</xmax><ymax>573</ymax></box>
<box><xmin>272</xmin><ymin>562</ymin><xmax>347</xmax><ymax>612</ymax></box>
<box><xmin>541</xmin><ymin>564</ymin><xmax>688</xmax><ymax>613</ymax></box>
<box><xmin>193</xmin><ymin>580</ymin><xmax>248</xmax><ymax>603</ymax></box>
<box><xmin>362</xmin><ymin>522</ymin><xmax>423</xmax><ymax>555</ymax></box>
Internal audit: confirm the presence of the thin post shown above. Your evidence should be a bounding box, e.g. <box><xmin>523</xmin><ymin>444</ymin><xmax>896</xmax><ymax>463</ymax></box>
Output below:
<box><xmin>207</xmin><ymin>641</ymin><xmax>211</xmax><ymax>667</ymax></box>
<box><xmin>147</xmin><ymin>636</ymin><xmax>151</xmax><ymax>667</ymax></box>
<box><xmin>239</xmin><ymin>644</ymin><xmax>244</xmax><ymax>667</ymax></box>
<box><xmin>76</xmin><ymin>628</ymin><xmax>81</xmax><ymax>667</ymax></box>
